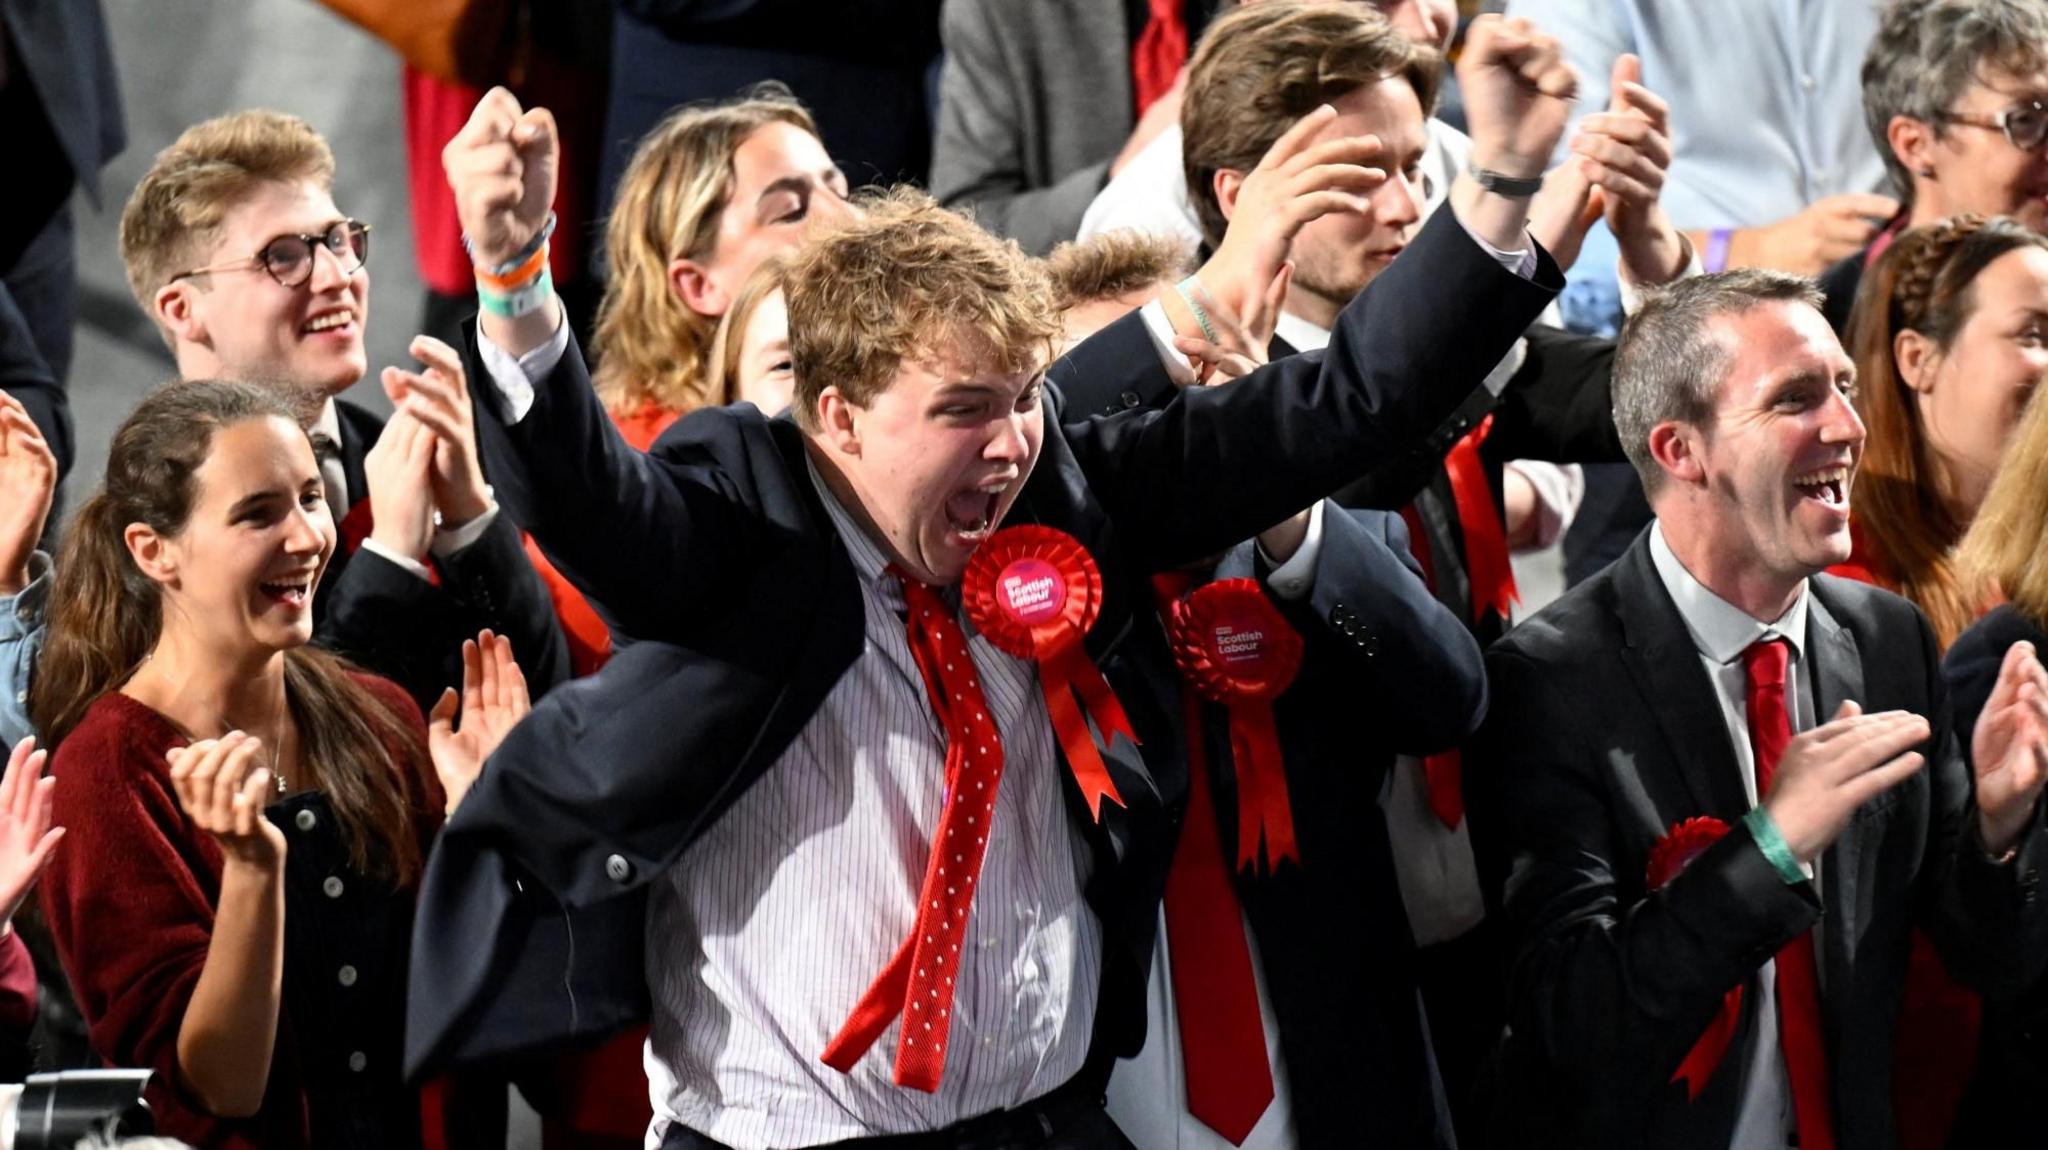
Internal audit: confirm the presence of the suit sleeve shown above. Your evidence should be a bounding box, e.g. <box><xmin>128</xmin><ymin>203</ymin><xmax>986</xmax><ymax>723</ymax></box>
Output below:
<box><xmin>1062</xmin><ymin>207</ymin><xmax>1562</xmax><ymax>569</ymax></box>
<box><xmin>1464</xmin><ymin>641</ymin><xmax>1820</xmax><ymax>1092</ymax></box>
<box><xmin>0</xmin><ymin>281</ymin><xmax>71</xmax><ymax>481</ymax></box>
<box><xmin>1486</xmin><ymin>324</ymin><xmax>1625</xmax><ymax>465</ymax></box>
<box><xmin>1282</xmin><ymin>507</ymin><xmax>1485</xmax><ymax>757</ymax></box>
<box><xmin>434</xmin><ymin>510</ymin><xmax>572</xmax><ymax>696</ymax></box>
<box><xmin>927</xmin><ymin>0</ymin><xmax>1112</xmax><ymax>253</ymax></box>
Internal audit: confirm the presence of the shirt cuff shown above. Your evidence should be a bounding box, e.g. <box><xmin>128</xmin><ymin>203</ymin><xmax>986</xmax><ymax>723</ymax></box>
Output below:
<box><xmin>0</xmin><ymin>552</ymin><xmax>52</xmax><ymax>640</ymax></box>
<box><xmin>1743</xmin><ymin>806</ymin><xmax>1813</xmax><ymax>884</ymax></box>
<box><xmin>1256</xmin><ymin>501</ymin><xmax>1325</xmax><ymax>601</ymax></box>
<box><xmin>432</xmin><ymin>501</ymin><xmax>499</xmax><ymax>558</ymax></box>
<box><xmin>1457</xmin><ymin>217</ymin><xmax>1540</xmax><ymax>280</ymax></box>
<box><xmin>1137</xmin><ymin>299</ymin><xmax>1200</xmax><ymax>387</ymax></box>
<box><xmin>1504</xmin><ymin>461</ymin><xmax>1584</xmax><ymax>550</ymax></box>
<box><xmin>359</xmin><ymin>538</ymin><xmax>435</xmax><ymax>583</ymax></box>
<box><xmin>474</xmin><ymin>307</ymin><xmax>571</xmax><ymax>425</ymax></box>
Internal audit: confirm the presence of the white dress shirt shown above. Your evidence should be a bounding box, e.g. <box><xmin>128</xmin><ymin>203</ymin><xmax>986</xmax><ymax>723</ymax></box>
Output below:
<box><xmin>1648</xmin><ymin>521</ymin><xmax>1817</xmax><ymax>1150</ymax></box>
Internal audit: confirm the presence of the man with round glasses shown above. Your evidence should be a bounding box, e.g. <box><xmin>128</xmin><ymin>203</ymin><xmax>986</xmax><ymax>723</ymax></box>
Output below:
<box><xmin>115</xmin><ymin>109</ymin><xmax>569</xmax><ymax>710</ymax></box>
<box><xmin>1820</xmin><ymin>0</ymin><xmax>2048</xmax><ymax>331</ymax></box>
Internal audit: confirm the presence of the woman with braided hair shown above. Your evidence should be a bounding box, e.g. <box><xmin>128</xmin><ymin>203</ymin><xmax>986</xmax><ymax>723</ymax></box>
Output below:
<box><xmin>1833</xmin><ymin>211</ymin><xmax>2048</xmax><ymax>1149</ymax></box>
<box><xmin>1835</xmin><ymin>213</ymin><xmax>2048</xmax><ymax>645</ymax></box>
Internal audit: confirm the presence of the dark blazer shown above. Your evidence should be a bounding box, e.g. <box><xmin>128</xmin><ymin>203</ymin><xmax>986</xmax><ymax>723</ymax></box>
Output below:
<box><xmin>0</xmin><ymin>281</ymin><xmax>67</xmax><ymax>479</ymax></box>
<box><xmin>1466</xmin><ymin>531</ymin><xmax>2048</xmax><ymax>1150</ymax></box>
<box><xmin>311</xmin><ymin>398</ymin><xmax>571</xmax><ymax>714</ymax></box>
<box><xmin>1190</xmin><ymin>507</ymin><xmax>1482</xmax><ymax>1148</ymax></box>
<box><xmin>1943</xmin><ymin>604</ymin><xmax>2048</xmax><ymax>1143</ymax></box>
<box><xmin>404</xmin><ymin>208</ymin><xmax>1560</xmax><ymax>1078</ymax></box>
<box><xmin>0</xmin><ymin>0</ymin><xmax>123</xmax><ymax>207</ymax></box>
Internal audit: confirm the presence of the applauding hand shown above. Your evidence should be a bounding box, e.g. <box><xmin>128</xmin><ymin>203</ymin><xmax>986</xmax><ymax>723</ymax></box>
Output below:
<box><xmin>1970</xmin><ymin>640</ymin><xmax>2048</xmax><ymax>854</ymax></box>
<box><xmin>0</xmin><ymin>394</ymin><xmax>55</xmax><ymax>596</ymax></box>
<box><xmin>168</xmin><ymin>732</ymin><xmax>286</xmax><ymax>871</ymax></box>
<box><xmin>384</xmin><ymin>335</ymin><xmax>492</xmax><ymax>529</ymax></box>
<box><xmin>428</xmin><ymin>630</ymin><xmax>530</xmax><ymax>817</ymax></box>
<box><xmin>0</xmin><ymin>738</ymin><xmax>62</xmax><ymax>933</ymax></box>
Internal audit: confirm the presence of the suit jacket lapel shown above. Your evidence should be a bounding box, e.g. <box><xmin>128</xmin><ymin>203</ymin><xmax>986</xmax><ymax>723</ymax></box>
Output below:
<box><xmin>1612</xmin><ymin>535</ymin><xmax>1753</xmax><ymax>823</ymax></box>
<box><xmin>1806</xmin><ymin>589</ymin><xmax>1868</xmax><ymax>1014</ymax></box>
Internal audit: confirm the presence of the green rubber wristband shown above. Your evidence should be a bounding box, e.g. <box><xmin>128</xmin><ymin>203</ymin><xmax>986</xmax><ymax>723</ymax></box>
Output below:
<box><xmin>1743</xmin><ymin>807</ymin><xmax>1807</xmax><ymax>886</ymax></box>
<box><xmin>478</xmin><ymin>266</ymin><xmax>554</xmax><ymax>318</ymax></box>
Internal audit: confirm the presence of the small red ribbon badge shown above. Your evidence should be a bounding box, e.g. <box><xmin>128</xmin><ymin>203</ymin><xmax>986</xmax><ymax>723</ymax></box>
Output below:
<box><xmin>1165</xmin><ymin>578</ymin><xmax>1306</xmax><ymax>874</ymax></box>
<box><xmin>1648</xmin><ymin>816</ymin><xmax>1742</xmax><ymax>1101</ymax></box>
<box><xmin>963</xmin><ymin>526</ymin><xmax>1136</xmax><ymax>820</ymax></box>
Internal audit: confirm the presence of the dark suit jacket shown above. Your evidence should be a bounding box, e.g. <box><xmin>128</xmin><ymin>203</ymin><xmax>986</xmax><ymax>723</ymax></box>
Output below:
<box><xmin>404</xmin><ymin>208</ymin><xmax>1560</xmax><ymax>1078</ymax></box>
<box><xmin>310</xmin><ymin>398</ymin><xmax>570</xmax><ymax>714</ymax></box>
<box><xmin>0</xmin><ymin>281</ymin><xmax>66</xmax><ymax>479</ymax></box>
<box><xmin>0</xmin><ymin>0</ymin><xmax>123</xmax><ymax>206</ymax></box>
<box><xmin>1465</xmin><ymin>531</ymin><xmax>2048</xmax><ymax>1150</ymax></box>
<box><xmin>1190</xmin><ymin>507</ymin><xmax>1482</xmax><ymax>1149</ymax></box>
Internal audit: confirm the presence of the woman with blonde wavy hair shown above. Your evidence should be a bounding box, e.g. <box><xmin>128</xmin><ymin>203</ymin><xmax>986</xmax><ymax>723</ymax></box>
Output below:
<box><xmin>591</xmin><ymin>83</ymin><xmax>853</xmax><ymax>448</ymax></box>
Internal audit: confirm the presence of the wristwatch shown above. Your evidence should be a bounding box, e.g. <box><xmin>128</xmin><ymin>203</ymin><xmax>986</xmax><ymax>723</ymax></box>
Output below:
<box><xmin>1466</xmin><ymin>163</ymin><xmax>1545</xmax><ymax>198</ymax></box>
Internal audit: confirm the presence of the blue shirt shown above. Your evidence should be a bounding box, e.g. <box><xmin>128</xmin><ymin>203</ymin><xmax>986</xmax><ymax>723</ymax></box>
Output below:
<box><xmin>0</xmin><ymin>552</ymin><xmax>48</xmax><ymax>749</ymax></box>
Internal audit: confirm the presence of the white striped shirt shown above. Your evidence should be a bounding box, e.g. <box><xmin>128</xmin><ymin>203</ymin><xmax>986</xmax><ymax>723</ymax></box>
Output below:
<box><xmin>643</xmin><ymin>458</ymin><xmax>1102</xmax><ymax>1149</ymax></box>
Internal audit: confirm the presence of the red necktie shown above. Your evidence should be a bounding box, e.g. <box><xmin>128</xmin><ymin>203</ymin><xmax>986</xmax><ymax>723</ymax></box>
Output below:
<box><xmin>821</xmin><ymin>572</ymin><xmax>1008</xmax><ymax>1092</ymax></box>
<box><xmin>1131</xmin><ymin>0</ymin><xmax>1187</xmax><ymax>116</ymax></box>
<box><xmin>1396</xmin><ymin>503</ymin><xmax>1466</xmax><ymax>830</ymax></box>
<box><xmin>1153</xmin><ymin>575</ymin><xmax>1275</xmax><ymax>1145</ymax></box>
<box><xmin>1742</xmin><ymin>638</ymin><xmax>1837</xmax><ymax>1150</ymax></box>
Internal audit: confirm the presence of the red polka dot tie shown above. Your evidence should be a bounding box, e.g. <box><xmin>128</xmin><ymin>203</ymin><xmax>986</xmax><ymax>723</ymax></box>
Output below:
<box><xmin>822</xmin><ymin>569</ymin><xmax>1009</xmax><ymax>1092</ymax></box>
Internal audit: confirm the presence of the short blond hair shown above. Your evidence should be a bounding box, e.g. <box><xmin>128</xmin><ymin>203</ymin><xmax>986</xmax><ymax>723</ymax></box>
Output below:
<box><xmin>120</xmin><ymin>110</ymin><xmax>336</xmax><ymax>328</ymax></box>
<box><xmin>1956</xmin><ymin>380</ymin><xmax>2048</xmax><ymax>625</ymax></box>
<box><xmin>592</xmin><ymin>85</ymin><xmax>818</xmax><ymax>418</ymax></box>
<box><xmin>782</xmin><ymin>188</ymin><xmax>1059</xmax><ymax>434</ymax></box>
<box><xmin>707</xmin><ymin>253</ymin><xmax>788</xmax><ymax>407</ymax></box>
<box><xmin>1043</xmin><ymin>230</ymin><xmax>1195</xmax><ymax>312</ymax></box>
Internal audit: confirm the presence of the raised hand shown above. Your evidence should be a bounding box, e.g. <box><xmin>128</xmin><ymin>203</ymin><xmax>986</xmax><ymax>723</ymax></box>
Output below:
<box><xmin>0</xmin><ymin>393</ymin><xmax>55</xmax><ymax>596</ymax></box>
<box><xmin>1169</xmin><ymin>264</ymin><xmax>1283</xmax><ymax>386</ymax></box>
<box><xmin>428</xmin><ymin>630</ymin><xmax>530</xmax><ymax>817</ymax></box>
<box><xmin>1970</xmin><ymin>640</ymin><xmax>2048</xmax><ymax>854</ymax></box>
<box><xmin>167</xmin><ymin>732</ymin><xmax>285</xmax><ymax>871</ymax></box>
<box><xmin>362</xmin><ymin>408</ymin><xmax>437</xmax><ymax>563</ymax></box>
<box><xmin>442</xmin><ymin>88</ymin><xmax>558</xmax><ymax>271</ymax></box>
<box><xmin>1573</xmin><ymin>55</ymin><xmax>1688</xmax><ymax>286</ymax></box>
<box><xmin>1457</xmin><ymin>14</ymin><xmax>1579</xmax><ymax>182</ymax></box>
<box><xmin>0</xmin><ymin>737</ymin><xmax>62</xmax><ymax>931</ymax></box>
<box><xmin>1193</xmin><ymin>104</ymin><xmax>1385</xmax><ymax>334</ymax></box>
<box><xmin>1760</xmin><ymin>701</ymin><xmax>1931</xmax><ymax>864</ymax></box>
<box><xmin>383</xmin><ymin>335</ymin><xmax>491</xmax><ymax>528</ymax></box>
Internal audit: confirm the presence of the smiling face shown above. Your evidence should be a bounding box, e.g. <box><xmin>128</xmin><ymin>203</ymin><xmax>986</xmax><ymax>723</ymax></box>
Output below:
<box><xmin>139</xmin><ymin>416</ymin><xmax>335</xmax><ymax>658</ymax></box>
<box><xmin>1924</xmin><ymin>66</ymin><xmax>2048</xmax><ymax>231</ymax></box>
<box><xmin>684</xmin><ymin>121</ymin><xmax>858</xmax><ymax>315</ymax></box>
<box><xmin>162</xmin><ymin>179</ymin><xmax>368</xmax><ymax>399</ymax></box>
<box><xmin>815</xmin><ymin>336</ymin><xmax>1046</xmax><ymax>585</ymax></box>
<box><xmin>1909</xmin><ymin>245</ymin><xmax>2048</xmax><ymax>508</ymax></box>
<box><xmin>1667</xmin><ymin>302</ymin><xmax>1867</xmax><ymax>593</ymax></box>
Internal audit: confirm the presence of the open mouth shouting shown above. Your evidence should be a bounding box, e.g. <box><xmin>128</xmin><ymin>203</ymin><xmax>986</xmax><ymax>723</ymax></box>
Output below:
<box><xmin>1792</xmin><ymin>464</ymin><xmax>1851</xmax><ymax>510</ymax></box>
<box><xmin>943</xmin><ymin>476</ymin><xmax>1016</xmax><ymax>546</ymax></box>
<box><xmin>258</xmin><ymin>571</ymin><xmax>317</xmax><ymax>611</ymax></box>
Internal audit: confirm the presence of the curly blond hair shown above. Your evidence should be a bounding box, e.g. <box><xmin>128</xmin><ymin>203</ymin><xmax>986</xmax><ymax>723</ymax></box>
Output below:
<box><xmin>119</xmin><ymin>110</ymin><xmax>336</xmax><ymax>341</ymax></box>
<box><xmin>592</xmin><ymin>85</ymin><xmax>818</xmax><ymax>418</ymax></box>
<box><xmin>782</xmin><ymin>188</ymin><xmax>1059</xmax><ymax>433</ymax></box>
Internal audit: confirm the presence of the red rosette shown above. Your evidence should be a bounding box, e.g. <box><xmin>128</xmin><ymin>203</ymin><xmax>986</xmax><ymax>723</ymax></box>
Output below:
<box><xmin>1647</xmin><ymin>815</ymin><xmax>1742</xmax><ymax>1101</ymax></box>
<box><xmin>964</xmin><ymin>525</ymin><xmax>1135</xmax><ymax>820</ymax></box>
<box><xmin>1166</xmin><ymin>579</ymin><xmax>1306</xmax><ymax>874</ymax></box>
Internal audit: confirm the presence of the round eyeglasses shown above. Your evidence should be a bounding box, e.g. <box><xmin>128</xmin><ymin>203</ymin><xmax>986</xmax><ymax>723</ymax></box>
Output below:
<box><xmin>1937</xmin><ymin>100</ymin><xmax>2048</xmax><ymax>153</ymax></box>
<box><xmin>171</xmin><ymin>219</ymin><xmax>371</xmax><ymax>289</ymax></box>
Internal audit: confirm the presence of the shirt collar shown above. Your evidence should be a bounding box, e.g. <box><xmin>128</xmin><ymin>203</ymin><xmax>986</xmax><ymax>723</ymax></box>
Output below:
<box><xmin>1273</xmin><ymin>310</ymin><xmax>1331</xmax><ymax>354</ymax></box>
<box><xmin>1648</xmin><ymin>519</ymin><xmax>1810</xmax><ymax>665</ymax></box>
<box><xmin>805</xmin><ymin>452</ymin><xmax>900</xmax><ymax>592</ymax></box>
<box><xmin>312</xmin><ymin>397</ymin><xmax>341</xmax><ymax>447</ymax></box>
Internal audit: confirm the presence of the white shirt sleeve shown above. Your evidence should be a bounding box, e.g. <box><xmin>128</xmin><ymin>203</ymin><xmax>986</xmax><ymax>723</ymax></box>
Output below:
<box><xmin>473</xmin><ymin>306</ymin><xmax>571</xmax><ymax>424</ymax></box>
<box><xmin>1255</xmin><ymin>501</ymin><xmax>1326</xmax><ymax>601</ymax></box>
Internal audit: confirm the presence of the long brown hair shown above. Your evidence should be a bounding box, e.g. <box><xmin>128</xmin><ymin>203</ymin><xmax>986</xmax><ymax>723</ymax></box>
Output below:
<box><xmin>1957</xmin><ymin>380</ymin><xmax>2048</xmax><ymax>625</ymax></box>
<box><xmin>30</xmin><ymin>381</ymin><xmax>430</xmax><ymax>882</ymax></box>
<box><xmin>1846</xmin><ymin>213</ymin><xmax>2048</xmax><ymax>648</ymax></box>
<box><xmin>592</xmin><ymin>85</ymin><xmax>818</xmax><ymax>418</ymax></box>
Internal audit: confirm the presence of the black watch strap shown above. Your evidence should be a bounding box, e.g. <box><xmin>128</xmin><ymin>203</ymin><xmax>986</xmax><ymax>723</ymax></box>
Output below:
<box><xmin>1467</xmin><ymin>164</ymin><xmax>1545</xmax><ymax>198</ymax></box>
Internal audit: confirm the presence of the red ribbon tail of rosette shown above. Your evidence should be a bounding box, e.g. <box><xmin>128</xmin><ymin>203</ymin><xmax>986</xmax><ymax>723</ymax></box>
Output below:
<box><xmin>1671</xmin><ymin>986</ymin><xmax>1745</xmax><ymax>1101</ymax></box>
<box><xmin>1040</xmin><ymin>635</ymin><xmax>1131</xmax><ymax>821</ymax></box>
<box><xmin>1647</xmin><ymin>815</ymin><xmax>1741</xmax><ymax>1101</ymax></box>
<box><xmin>963</xmin><ymin>525</ymin><xmax>1133</xmax><ymax>823</ymax></box>
<box><xmin>1228</xmin><ymin>701</ymin><xmax>1298</xmax><ymax>874</ymax></box>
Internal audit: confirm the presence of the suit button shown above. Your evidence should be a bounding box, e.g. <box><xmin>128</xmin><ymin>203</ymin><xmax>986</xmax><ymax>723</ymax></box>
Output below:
<box><xmin>295</xmin><ymin>809</ymin><xmax>318</xmax><ymax>832</ymax></box>
<box><xmin>1119</xmin><ymin>390</ymin><xmax>1142</xmax><ymax>409</ymax></box>
<box><xmin>337</xmin><ymin>964</ymin><xmax>358</xmax><ymax>987</ymax></box>
<box><xmin>605</xmin><ymin>854</ymin><xmax>633</xmax><ymax>884</ymax></box>
<box><xmin>323</xmin><ymin>876</ymin><xmax>345</xmax><ymax>899</ymax></box>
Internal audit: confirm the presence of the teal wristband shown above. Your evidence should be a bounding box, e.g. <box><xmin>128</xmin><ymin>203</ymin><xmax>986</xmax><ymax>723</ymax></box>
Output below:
<box><xmin>478</xmin><ymin>267</ymin><xmax>554</xmax><ymax>318</ymax></box>
<box><xmin>1742</xmin><ymin>807</ymin><xmax>1806</xmax><ymax>885</ymax></box>
<box><xmin>1171</xmin><ymin>277</ymin><xmax>1219</xmax><ymax>344</ymax></box>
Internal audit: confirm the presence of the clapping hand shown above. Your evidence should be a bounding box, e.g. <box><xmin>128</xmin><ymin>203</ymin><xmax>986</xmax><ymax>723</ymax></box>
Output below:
<box><xmin>428</xmin><ymin>630</ymin><xmax>529</xmax><ymax>817</ymax></box>
<box><xmin>0</xmin><ymin>738</ymin><xmax>62</xmax><ymax>933</ymax></box>
<box><xmin>0</xmin><ymin>393</ymin><xmax>55</xmax><ymax>596</ymax></box>
<box><xmin>1971</xmin><ymin>640</ymin><xmax>2048</xmax><ymax>854</ymax></box>
<box><xmin>167</xmin><ymin>732</ymin><xmax>286</xmax><ymax>870</ymax></box>
<box><xmin>383</xmin><ymin>335</ymin><xmax>491</xmax><ymax>529</ymax></box>
<box><xmin>361</xmin><ymin>408</ymin><xmax>438</xmax><ymax>563</ymax></box>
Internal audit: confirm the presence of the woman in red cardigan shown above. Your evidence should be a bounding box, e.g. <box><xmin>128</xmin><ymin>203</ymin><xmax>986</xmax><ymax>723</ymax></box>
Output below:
<box><xmin>25</xmin><ymin>380</ymin><xmax>524</xmax><ymax>1149</ymax></box>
